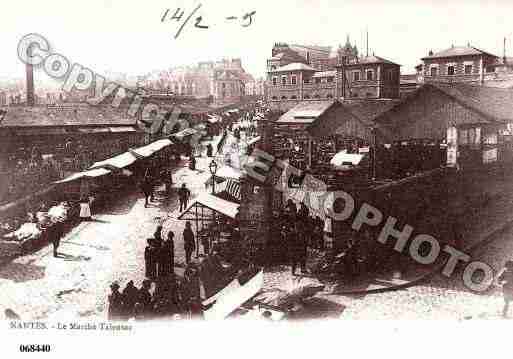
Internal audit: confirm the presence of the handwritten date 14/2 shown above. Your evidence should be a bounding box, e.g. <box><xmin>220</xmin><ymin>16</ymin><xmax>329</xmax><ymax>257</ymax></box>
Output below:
<box><xmin>161</xmin><ymin>4</ymin><xmax>256</xmax><ymax>39</ymax></box>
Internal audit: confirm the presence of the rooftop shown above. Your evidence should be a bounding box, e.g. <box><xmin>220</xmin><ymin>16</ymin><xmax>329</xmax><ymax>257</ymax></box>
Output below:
<box><xmin>271</xmin><ymin>63</ymin><xmax>317</xmax><ymax>73</ymax></box>
<box><xmin>0</xmin><ymin>104</ymin><xmax>135</xmax><ymax>128</ymax></box>
<box><xmin>421</xmin><ymin>46</ymin><xmax>498</xmax><ymax>60</ymax></box>
<box><xmin>346</xmin><ymin>55</ymin><xmax>401</xmax><ymax>66</ymax></box>
<box><xmin>277</xmin><ymin>100</ymin><xmax>336</xmax><ymax>124</ymax></box>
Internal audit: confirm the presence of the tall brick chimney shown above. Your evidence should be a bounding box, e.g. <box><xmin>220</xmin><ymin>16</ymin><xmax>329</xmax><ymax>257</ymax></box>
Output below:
<box><xmin>25</xmin><ymin>45</ymin><xmax>35</xmax><ymax>106</ymax></box>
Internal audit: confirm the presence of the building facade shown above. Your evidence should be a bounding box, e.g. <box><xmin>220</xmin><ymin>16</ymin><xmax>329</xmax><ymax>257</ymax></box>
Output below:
<box><xmin>417</xmin><ymin>44</ymin><xmax>513</xmax><ymax>87</ymax></box>
<box><xmin>142</xmin><ymin>58</ymin><xmax>254</xmax><ymax>105</ymax></box>
<box><xmin>265</xmin><ymin>39</ymin><xmax>400</xmax><ymax>111</ymax></box>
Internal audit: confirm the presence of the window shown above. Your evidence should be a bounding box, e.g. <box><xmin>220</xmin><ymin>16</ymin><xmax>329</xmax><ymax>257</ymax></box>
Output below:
<box><xmin>281</xmin><ymin>76</ymin><xmax>287</xmax><ymax>85</ymax></box>
<box><xmin>291</xmin><ymin>95</ymin><xmax>297</xmax><ymax>99</ymax></box>
<box><xmin>291</xmin><ymin>75</ymin><xmax>297</xmax><ymax>85</ymax></box>
<box><xmin>271</xmin><ymin>96</ymin><xmax>278</xmax><ymax>100</ymax></box>
<box><xmin>447</xmin><ymin>65</ymin><xmax>455</xmax><ymax>75</ymax></box>
<box><xmin>314</xmin><ymin>94</ymin><xmax>320</xmax><ymax>99</ymax></box>
<box><xmin>366</xmin><ymin>92</ymin><xmax>373</xmax><ymax>98</ymax></box>
<box><xmin>314</xmin><ymin>78</ymin><xmax>322</xmax><ymax>84</ymax></box>
<box><xmin>304</xmin><ymin>94</ymin><xmax>310</xmax><ymax>99</ymax></box>
<box><xmin>303</xmin><ymin>78</ymin><xmax>311</xmax><ymax>84</ymax></box>
<box><xmin>327</xmin><ymin>94</ymin><xmax>333</xmax><ymax>99</ymax></box>
<box><xmin>430</xmin><ymin>67</ymin><xmax>438</xmax><ymax>76</ymax></box>
<box><xmin>351</xmin><ymin>92</ymin><xmax>358</xmax><ymax>98</ymax></box>
<box><xmin>486</xmin><ymin>66</ymin><xmax>495</xmax><ymax>73</ymax></box>
<box><xmin>327</xmin><ymin>76</ymin><xmax>334</xmax><ymax>83</ymax></box>
<box><xmin>222</xmin><ymin>83</ymin><xmax>226</xmax><ymax>89</ymax></box>
<box><xmin>281</xmin><ymin>96</ymin><xmax>287</xmax><ymax>100</ymax></box>
<box><xmin>366</xmin><ymin>70</ymin><xmax>374</xmax><ymax>81</ymax></box>
<box><xmin>353</xmin><ymin>71</ymin><xmax>360</xmax><ymax>81</ymax></box>
<box><xmin>272</xmin><ymin>77</ymin><xmax>277</xmax><ymax>86</ymax></box>
<box><xmin>465</xmin><ymin>64</ymin><xmax>473</xmax><ymax>74</ymax></box>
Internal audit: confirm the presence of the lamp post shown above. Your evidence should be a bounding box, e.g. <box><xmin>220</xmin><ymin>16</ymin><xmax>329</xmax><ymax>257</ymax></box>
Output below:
<box><xmin>209</xmin><ymin>159</ymin><xmax>218</xmax><ymax>194</ymax></box>
<box><xmin>371</xmin><ymin>126</ymin><xmax>377</xmax><ymax>181</ymax></box>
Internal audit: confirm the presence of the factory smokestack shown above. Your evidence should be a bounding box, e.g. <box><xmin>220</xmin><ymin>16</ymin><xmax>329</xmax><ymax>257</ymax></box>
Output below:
<box><xmin>25</xmin><ymin>46</ymin><xmax>35</xmax><ymax>106</ymax></box>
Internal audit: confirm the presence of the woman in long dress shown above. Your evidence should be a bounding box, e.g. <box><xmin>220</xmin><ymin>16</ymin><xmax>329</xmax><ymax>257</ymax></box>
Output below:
<box><xmin>79</xmin><ymin>196</ymin><xmax>92</xmax><ymax>221</ymax></box>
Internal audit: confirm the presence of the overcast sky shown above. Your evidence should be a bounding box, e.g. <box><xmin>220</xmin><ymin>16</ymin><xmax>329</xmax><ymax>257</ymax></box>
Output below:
<box><xmin>1</xmin><ymin>0</ymin><xmax>513</xmax><ymax>84</ymax></box>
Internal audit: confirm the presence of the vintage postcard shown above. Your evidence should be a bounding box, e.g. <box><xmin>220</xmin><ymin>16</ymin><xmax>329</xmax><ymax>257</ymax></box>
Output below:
<box><xmin>0</xmin><ymin>0</ymin><xmax>512</xmax><ymax>357</ymax></box>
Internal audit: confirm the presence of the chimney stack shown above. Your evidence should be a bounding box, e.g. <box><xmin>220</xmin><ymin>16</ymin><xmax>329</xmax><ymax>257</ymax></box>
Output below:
<box><xmin>25</xmin><ymin>46</ymin><xmax>35</xmax><ymax>106</ymax></box>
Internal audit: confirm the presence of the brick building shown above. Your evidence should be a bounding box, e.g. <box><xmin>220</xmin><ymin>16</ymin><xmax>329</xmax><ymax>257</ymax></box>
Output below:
<box><xmin>265</xmin><ymin>39</ymin><xmax>400</xmax><ymax>111</ymax></box>
<box><xmin>416</xmin><ymin>44</ymin><xmax>513</xmax><ymax>88</ymax></box>
<box><xmin>142</xmin><ymin>58</ymin><xmax>254</xmax><ymax>105</ymax></box>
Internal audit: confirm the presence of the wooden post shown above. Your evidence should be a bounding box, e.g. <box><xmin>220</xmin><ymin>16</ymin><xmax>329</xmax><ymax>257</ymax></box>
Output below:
<box><xmin>195</xmin><ymin>203</ymin><xmax>199</xmax><ymax>258</ymax></box>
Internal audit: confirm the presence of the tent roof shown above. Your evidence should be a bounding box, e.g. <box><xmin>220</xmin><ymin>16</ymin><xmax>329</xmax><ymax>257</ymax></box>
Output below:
<box><xmin>89</xmin><ymin>151</ymin><xmax>137</xmax><ymax>170</ymax></box>
<box><xmin>178</xmin><ymin>193</ymin><xmax>239</xmax><ymax>220</ymax></box>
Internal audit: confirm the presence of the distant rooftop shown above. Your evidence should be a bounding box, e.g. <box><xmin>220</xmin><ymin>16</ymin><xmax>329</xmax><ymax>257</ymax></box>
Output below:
<box><xmin>421</xmin><ymin>46</ymin><xmax>498</xmax><ymax>60</ymax></box>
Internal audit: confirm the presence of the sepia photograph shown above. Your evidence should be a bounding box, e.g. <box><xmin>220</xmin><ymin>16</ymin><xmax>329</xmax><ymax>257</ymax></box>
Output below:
<box><xmin>1</xmin><ymin>0</ymin><xmax>512</xmax><ymax>356</ymax></box>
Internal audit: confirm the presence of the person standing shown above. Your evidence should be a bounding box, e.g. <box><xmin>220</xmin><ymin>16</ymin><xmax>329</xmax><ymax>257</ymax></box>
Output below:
<box><xmin>206</xmin><ymin>143</ymin><xmax>213</xmax><ymax>158</ymax></box>
<box><xmin>138</xmin><ymin>279</ymin><xmax>153</xmax><ymax>317</ymax></box>
<box><xmin>153</xmin><ymin>225</ymin><xmax>163</xmax><ymax>247</ymax></box>
<box><xmin>122</xmin><ymin>281</ymin><xmax>139</xmax><ymax>318</ymax></box>
<box><xmin>144</xmin><ymin>238</ymin><xmax>157</xmax><ymax>280</ymax></box>
<box><xmin>183</xmin><ymin>221</ymin><xmax>196</xmax><ymax>265</ymax></box>
<box><xmin>50</xmin><ymin>220</ymin><xmax>64</xmax><ymax>258</ymax></box>
<box><xmin>165</xmin><ymin>168</ymin><xmax>174</xmax><ymax>195</ymax></box>
<box><xmin>107</xmin><ymin>282</ymin><xmax>123</xmax><ymax>321</ymax></box>
<box><xmin>189</xmin><ymin>156</ymin><xmax>196</xmax><ymax>170</ymax></box>
<box><xmin>178</xmin><ymin>183</ymin><xmax>191</xmax><ymax>212</ymax></box>
<box><xmin>79</xmin><ymin>195</ymin><xmax>92</xmax><ymax>221</ymax></box>
<box><xmin>499</xmin><ymin>260</ymin><xmax>513</xmax><ymax>318</ymax></box>
<box><xmin>159</xmin><ymin>231</ymin><xmax>175</xmax><ymax>277</ymax></box>
<box><xmin>141</xmin><ymin>177</ymin><xmax>152</xmax><ymax>208</ymax></box>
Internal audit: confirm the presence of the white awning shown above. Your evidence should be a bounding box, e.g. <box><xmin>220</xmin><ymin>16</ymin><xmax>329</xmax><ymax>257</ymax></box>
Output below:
<box><xmin>330</xmin><ymin>150</ymin><xmax>365</xmax><ymax>167</ymax></box>
<box><xmin>89</xmin><ymin>152</ymin><xmax>138</xmax><ymax>170</ymax></box>
<box><xmin>131</xmin><ymin>139</ymin><xmax>173</xmax><ymax>158</ymax></box>
<box><xmin>178</xmin><ymin>193</ymin><xmax>239</xmax><ymax>219</ymax></box>
<box><xmin>54</xmin><ymin>168</ymin><xmax>111</xmax><ymax>183</ymax></box>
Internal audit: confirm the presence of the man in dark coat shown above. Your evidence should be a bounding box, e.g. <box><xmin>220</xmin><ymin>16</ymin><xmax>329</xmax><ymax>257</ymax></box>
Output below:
<box><xmin>50</xmin><ymin>221</ymin><xmax>64</xmax><ymax>257</ymax></box>
<box><xmin>159</xmin><ymin>231</ymin><xmax>175</xmax><ymax>277</ymax></box>
<box><xmin>121</xmin><ymin>281</ymin><xmax>139</xmax><ymax>318</ymax></box>
<box><xmin>178</xmin><ymin>183</ymin><xmax>191</xmax><ymax>212</ymax></box>
<box><xmin>144</xmin><ymin>238</ymin><xmax>157</xmax><ymax>280</ymax></box>
<box><xmin>206</xmin><ymin>143</ymin><xmax>213</xmax><ymax>157</ymax></box>
<box><xmin>183</xmin><ymin>221</ymin><xmax>195</xmax><ymax>264</ymax></box>
<box><xmin>138</xmin><ymin>279</ymin><xmax>153</xmax><ymax>317</ymax></box>
<box><xmin>290</xmin><ymin>223</ymin><xmax>308</xmax><ymax>275</ymax></box>
<box><xmin>107</xmin><ymin>282</ymin><xmax>123</xmax><ymax>321</ymax></box>
<box><xmin>141</xmin><ymin>177</ymin><xmax>153</xmax><ymax>208</ymax></box>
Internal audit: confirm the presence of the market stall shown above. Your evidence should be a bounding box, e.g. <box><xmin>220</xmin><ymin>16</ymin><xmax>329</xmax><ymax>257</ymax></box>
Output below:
<box><xmin>178</xmin><ymin>192</ymin><xmax>240</xmax><ymax>262</ymax></box>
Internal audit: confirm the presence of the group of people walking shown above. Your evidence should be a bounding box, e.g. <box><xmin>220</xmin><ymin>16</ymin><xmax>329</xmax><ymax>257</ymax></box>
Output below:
<box><xmin>144</xmin><ymin>225</ymin><xmax>175</xmax><ymax>280</ymax></box>
<box><xmin>107</xmin><ymin>265</ymin><xmax>205</xmax><ymax>321</ymax></box>
<box><xmin>271</xmin><ymin>200</ymin><xmax>326</xmax><ymax>275</ymax></box>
